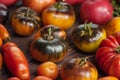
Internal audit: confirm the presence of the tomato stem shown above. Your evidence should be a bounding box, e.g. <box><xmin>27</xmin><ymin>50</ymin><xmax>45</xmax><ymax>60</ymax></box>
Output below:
<box><xmin>115</xmin><ymin>47</ymin><xmax>120</xmax><ymax>53</ymax></box>
<box><xmin>76</xmin><ymin>57</ymin><xmax>88</xmax><ymax>66</ymax></box>
<box><xmin>44</xmin><ymin>27</ymin><xmax>54</xmax><ymax>40</ymax></box>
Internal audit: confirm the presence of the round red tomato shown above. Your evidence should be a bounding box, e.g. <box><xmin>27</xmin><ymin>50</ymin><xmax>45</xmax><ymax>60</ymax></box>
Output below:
<box><xmin>33</xmin><ymin>76</ymin><xmax>52</xmax><ymax>80</ymax></box>
<box><xmin>0</xmin><ymin>0</ymin><xmax>18</xmax><ymax>6</ymax></box>
<box><xmin>37</xmin><ymin>61</ymin><xmax>58</xmax><ymax>80</ymax></box>
<box><xmin>22</xmin><ymin>0</ymin><xmax>56</xmax><ymax>13</ymax></box>
<box><xmin>95</xmin><ymin>32</ymin><xmax>120</xmax><ymax>79</ymax></box>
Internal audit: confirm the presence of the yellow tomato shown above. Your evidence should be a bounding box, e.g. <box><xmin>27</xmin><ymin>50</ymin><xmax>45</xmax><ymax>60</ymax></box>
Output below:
<box><xmin>98</xmin><ymin>76</ymin><xmax>119</xmax><ymax>80</ymax></box>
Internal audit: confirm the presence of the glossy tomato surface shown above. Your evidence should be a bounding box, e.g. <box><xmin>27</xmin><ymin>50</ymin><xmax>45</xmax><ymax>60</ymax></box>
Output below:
<box><xmin>33</xmin><ymin>76</ymin><xmax>52</xmax><ymax>80</ymax></box>
<box><xmin>95</xmin><ymin>32</ymin><xmax>120</xmax><ymax>79</ymax></box>
<box><xmin>37</xmin><ymin>61</ymin><xmax>58</xmax><ymax>80</ymax></box>
<box><xmin>22</xmin><ymin>0</ymin><xmax>56</xmax><ymax>13</ymax></box>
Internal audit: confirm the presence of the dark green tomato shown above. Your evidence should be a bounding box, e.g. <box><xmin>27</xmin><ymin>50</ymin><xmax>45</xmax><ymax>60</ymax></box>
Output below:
<box><xmin>30</xmin><ymin>29</ymin><xmax>68</xmax><ymax>62</ymax></box>
<box><xmin>71</xmin><ymin>23</ymin><xmax>106</xmax><ymax>53</ymax></box>
<box><xmin>11</xmin><ymin>7</ymin><xmax>40</xmax><ymax>36</ymax></box>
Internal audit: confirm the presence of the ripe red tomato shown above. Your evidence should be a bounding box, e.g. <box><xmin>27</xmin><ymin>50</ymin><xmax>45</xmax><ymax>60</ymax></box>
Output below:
<box><xmin>0</xmin><ymin>0</ymin><xmax>18</xmax><ymax>6</ymax></box>
<box><xmin>33</xmin><ymin>76</ymin><xmax>52</xmax><ymax>80</ymax></box>
<box><xmin>37</xmin><ymin>61</ymin><xmax>59</xmax><ymax>80</ymax></box>
<box><xmin>80</xmin><ymin>0</ymin><xmax>113</xmax><ymax>25</ymax></box>
<box><xmin>22</xmin><ymin>0</ymin><xmax>56</xmax><ymax>13</ymax></box>
<box><xmin>95</xmin><ymin>32</ymin><xmax>120</xmax><ymax>79</ymax></box>
<box><xmin>64</xmin><ymin>0</ymin><xmax>84</xmax><ymax>5</ymax></box>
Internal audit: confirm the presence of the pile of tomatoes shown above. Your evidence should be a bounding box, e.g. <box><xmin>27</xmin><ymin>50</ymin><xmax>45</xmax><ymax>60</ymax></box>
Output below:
<box><xmin>0</xmin><ymin>0</ymin><xmax>120</xmax><ymax>80</ymax></box>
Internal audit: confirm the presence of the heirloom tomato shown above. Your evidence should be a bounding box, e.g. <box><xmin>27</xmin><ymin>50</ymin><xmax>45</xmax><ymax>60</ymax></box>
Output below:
<box><xmin>95</xmin><ymin>32</ymin><xmax>120</xmax><ymax>79</ymax></box>
<box><xmin>37</xmin><ymin>61</ymin><xmax>58</xmax><ymax>80</ymax></box>
<box><xmin>34</xmin><ymin>25</ymin><xmax>66</xmax><ymax>40</ymax></box>
<box><xmin>33</xmin><ymin>76</ymin><xmax>52</xmax><ymax>80</ymax></box>
<box><xmin>11</xmin><ymin>7</ymin><xmax>40</xmax><ymax>36</ymax></box>
<box><xmin>2</xmin><ymin>42</ymin><xmax>30</xmax><ymax>80</ymax></box>
<box><xmin>42</xmin><ymin>1</ymin><xmax>75</xmax><ymax>30</ymax></box>
<box><xmin>80</xmin><ymin>0</ymin><xmax>113</xmax><ymax>25</ymax></box>
<box><xmin>30</xmin><ymin>25</ymin><xmax>69</xmax><ymax>62</ymax></box>
<box><xmin>71</xmin><ymin>23</ymin><xmax>106</xmax><ymax>53</ymax></box>
<box><xmin>60</xmin><ymin>57</ymin><xmax>98</xmax><ymax>80</ymax></box>
<box><xmin>98</xmin><ymin>76</ymin><xmax>119</xmax><ymax>80</ymax></box>
<box><xmin>22</xmin><ymin>0</ymin><xmax>56</xmax><ymax>13</ymax></box>
<box><xmin>104</xmin><ymin>17</ymin><xmax>120</xmax><ymax>36</ymax></box>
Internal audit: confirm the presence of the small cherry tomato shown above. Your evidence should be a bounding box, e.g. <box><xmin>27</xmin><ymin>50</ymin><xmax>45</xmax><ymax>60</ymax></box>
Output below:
<box><xmin>42</xmin><ymin>1</ymin><xmax>75</xmax><ymax>30</ymax></box>
<box><xmin>37</xmin><ymin>61</ymin><xmax>59</xmax><ymax>80</ymax></box>
<box><xmin>33</xmin><ymin>76</ymin><xmax>52</xmax><ymax>80</ymax></box>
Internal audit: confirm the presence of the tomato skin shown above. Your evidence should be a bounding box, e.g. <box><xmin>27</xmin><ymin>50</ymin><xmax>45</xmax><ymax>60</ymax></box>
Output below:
<box><xmin>22</xmin><ymin>0</ymin><xmax>56</xmax><ymax>13</ymax></box>
<box><xmin>2</xmin><ymin>42</ymin><xmax>30</xmax><ymax>80</ymax></box>
<box><xmin>0</xmin><ymin>0</ymin><xmax>18</xmax><ymax>6</ymax></box>
<box><xmin>60</xmin><ymin>58</ymin><xmax>98</xmax><ymax>80</ymax></box>
<box><xmin>80</xmin><ymin>0</ymin><xmax>113</xmax><ymax>25</ymax></box>
<box><xmin>42</xmin><ymin>1</ymin><xmax>75</xmax><ymax>30</ymax></box>
<box><xmin>98</xmin><ymin>76</ymin><xmax>119</xmax><ymax>80</ymax></box>
<box><xmin>95</xmin><ymin>32</ymin><xmax>120</xmax><ymax>79</ymax></box>
<box><xmin>37</xmin><ymin>61</ymin><xmax>58</xmax><ymax>80</ymax></box>
<box><xmin>11</xmin><ymin>7</ymin><xmax>40</xmax><ymax>36</ymax></box>
<box><xmin>71</xmin><ymin>23</ymin><xmax>106</xmax><ymax>53</ymax></box>
<box><xmin>0</xmin><ymin>53</ymin><xmax>2</xmax><ymax>69</ymax></box>
<box><xmin>7</xmin><ymin>77</ymin><xmax>21</xmax><ymax>80</ymax></box>
<box><xmin>0</xmin><ymin>24</ymin><xmax>10</xmax><ymax>41</ymax></box>
<box><xmin>33</xmin><ymin>76</ymin><xmax>52</xmax><ymax>80</ymax></box>
<box><xmin>64</xmin><ymin>0</ymin><xmax>84</xmax><ymax>5</ymax></box>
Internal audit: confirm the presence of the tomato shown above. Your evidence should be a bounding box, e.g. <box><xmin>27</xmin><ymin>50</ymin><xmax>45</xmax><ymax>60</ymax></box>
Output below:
<box><xmin>42</xmin><ymin>1</ymin><xmax>75</xmax><ymax>30</ymax></box>
<box><xmin>34</xmin><ymin>25</ymin><xmax>66</xmax><ymax>40</ymax></box>
<box><xmin>98</xmin><ymin>76</ymin><xmax>119</xmax><ymax>80</ymax></box>
<box><xmin>22</xmin><ymin>0</ymin><xmax>56</xmax><ymax>13</ymax></box>
<box><xmin>0</xmin><ymin>53</ymin><xmax>2</xmax><ymax>69</ymax></box>
<box><xmin>33</xmin><ymin>76</ymin><xmax>52</xmax><ymax>80</ymax></box>
<box><xmin>0</xmin><ymin>3</ymin><xmax>8</xmax><ymax>23</ymax></box>
<box><xmin>2</xmin><ymin>42</ymin><xmax>30</xmax><ymax>80</ymax></box>
<box><xmin>104</xmin><ymin>17</ymin><xmax>120</xmax><ymax>36</ymax></box>
<box><xmin>80</xmin><ymin>0</ymin><xmax>113</xmax><ymax>25</ymax></box>
<box><xmin>64</xmin><ymin>0</ymin><xmax>84</xmax><ymax>5</ymax></box>
<box><xmin>11</xmin><ymin>7</ymin><xmax>40</xmax><ymax>36</ymax></box>
<box><xmin>95</xmin><ymin>32</ymin><xmax>120</xmax><ymax>79</ymax></box>
<box><xmin>60</xmin><ymin>57</ymin><xmax>98</xmax><ymax>80</ymax></box>
<box><xmin>71</xmin><ymin>23</ymin><xmax>106</xmax><ymax>53</ymax></box>
<box><xmin>30</xmin><ymin>25</ymin><xmax>68</xmax><ymax>62</ymax></box>
<box><xmin>0</xmin><ymin>24</ymin><xmax>10</xmax><ymax>41</ymax></box>
<box><xmin>0</xmin><ymin>0</ymin><xmax>18</xmax><ymax>6</ymax></box>
<box><xmin>37</xmin><ymin>61</ymin><xmax>58</xmax><ymax>80</ymax></box>
<box><xmin>7</xmin><ymin>77</ymin><xmax>21</xmax><ymax>80</ymax></box>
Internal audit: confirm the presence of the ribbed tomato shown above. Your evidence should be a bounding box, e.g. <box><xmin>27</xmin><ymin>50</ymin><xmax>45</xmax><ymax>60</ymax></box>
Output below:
<box><xmin>95</xmin><ymin>32</ymin><xmax>120</xmax><ymax>79</ymax></box>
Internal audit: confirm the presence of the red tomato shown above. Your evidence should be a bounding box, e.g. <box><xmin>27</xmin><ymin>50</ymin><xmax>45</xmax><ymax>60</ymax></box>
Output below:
<box><xmin>80</xmin><ymin>0</ymin><xmax>113</xmax><ymax>25</ymax></box>
<box><xmin>0</xmin><ymin>0</ymin><xmax>18</xmax><ymax>6</ymax></box>
<box><xmin>95</xmin><ymin>32</ymin><xmax>120</xmax><ymax>79</ymax></box>
<box><xmin>7</xmin><ymin>77</ymin><xmax>21</xmax><ymax>80</ymax></box>
<box><xmin>64</xmin><ymin>0</ymin><xmax>84</xmax><ymax>5</ymax></box>
<box><xmin>33</xmin><ymin>76</ymin><xmax>52</xmax><ymax>80</ymax></box>
<box><xmin>37</xmin><ymin>61</ymin><xmax>58</xmax><ymax>80</ymax></box>
<box><xmin>22</xmin><ymin>0</ymin><xmax>56</xmax><ymax>13</ymax></box>
<box><xmin>2</xmin><ymin>42</ymin><xmax>30</xmax><ymax>80</ymax></box>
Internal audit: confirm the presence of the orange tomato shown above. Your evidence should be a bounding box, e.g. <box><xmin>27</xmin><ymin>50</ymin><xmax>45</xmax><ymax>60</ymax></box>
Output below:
<box><xmin>104</xmin><ymin>17</ymin><xmax>120</xmax><ymax>36</ymax></box>
<box><xmin>0</xmin><ymin>37</ymin><xmax>3</xmax><ymax>47</ymax></box>
<box><xmin>0</xmin><ymin>24</ymin><xmax>10</xmax><ymax>41</ymax></box>
<box><xmin>98</xmin><ymin>76</ymin><xmax>119</xmax><ymax>80</ymax></box>
<box><xmin>33</xmin><ymin>76</ymin><xmax>53</xmax><ymax>80</ymax></box>
<box><xmin>37</xmin><ymin>61</ymin><xmax>58</xmax><ymax>80</ymax></box>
